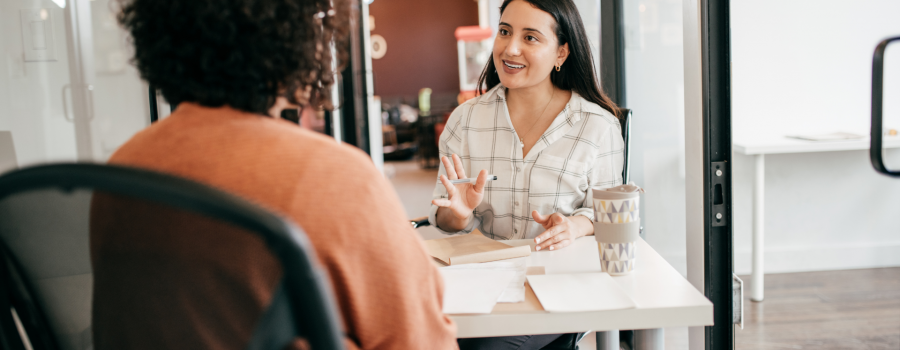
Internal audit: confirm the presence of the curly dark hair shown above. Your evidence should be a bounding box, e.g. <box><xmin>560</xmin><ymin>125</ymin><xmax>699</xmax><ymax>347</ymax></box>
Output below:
<box><xmin>118</xmin><ymin>0</ymin><xmax>349</xmax><ymax>115</ymax></box>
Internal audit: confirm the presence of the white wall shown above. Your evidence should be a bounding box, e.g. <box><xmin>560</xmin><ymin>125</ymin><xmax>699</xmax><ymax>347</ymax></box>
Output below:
<box><xmin>729</xmin><ymin>0</ymin><xmax>900</xmax><ymax>275</ymax></box>
<box><xmin>731</xmin><ymin>0</ymin><xmax>900</xmax><ymax>140</ymax></box>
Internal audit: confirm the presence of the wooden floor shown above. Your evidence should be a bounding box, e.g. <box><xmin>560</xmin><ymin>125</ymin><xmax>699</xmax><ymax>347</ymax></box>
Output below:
<box><xmin>736</xmin><ymin>268</ymin><xmax>900</xmax><ymax>350</ymax></box>
<box><xmin>385</xmin><ymin>161</ymin><xmax>900</xmax><ymax>350</ymax></box>
<box><xmin>580</xmin><ymin>268</ymin><xmax>900</xmax><ymax>350</ymax></box>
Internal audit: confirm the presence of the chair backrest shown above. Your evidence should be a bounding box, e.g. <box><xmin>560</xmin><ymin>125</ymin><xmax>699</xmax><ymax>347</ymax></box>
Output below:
<box><xmin>619</xmin><ymin>108</ymin><xmax>632</xmax><ymax>184</ymax></box>
<box><xmin>0</xmin><ymin>163</ymin><xmax>344</xmax><ymax>350</ymax></box>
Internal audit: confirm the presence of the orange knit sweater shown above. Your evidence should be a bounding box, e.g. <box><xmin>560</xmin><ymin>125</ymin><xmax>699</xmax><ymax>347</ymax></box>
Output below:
<box><xmin>90</xmin><ymin>103</ymin><xmax>457</xmax><ymax>349</ymax></box>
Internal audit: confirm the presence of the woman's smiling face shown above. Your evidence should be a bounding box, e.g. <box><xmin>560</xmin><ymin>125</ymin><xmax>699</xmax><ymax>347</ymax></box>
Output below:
<box><xmin>493</xmin><ymin>0</ymin><xmax>569</xmax><ymax>90</ymax></box>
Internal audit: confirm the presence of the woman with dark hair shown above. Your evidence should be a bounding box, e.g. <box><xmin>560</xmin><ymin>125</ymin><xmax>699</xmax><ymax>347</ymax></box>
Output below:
<box><xmin>430</xmin><ymin>0</ymin><xmax>623</xmax><ymax>251</ymax></box>
<box><xmin>90</xmin><ymin>1</ymin><xmax>458</xmax><ymax>349</ymax></box>
<box><xmin>430</xmin><ymin>2</ymin><xmax>623</xmax><ymax>348</ymax></box>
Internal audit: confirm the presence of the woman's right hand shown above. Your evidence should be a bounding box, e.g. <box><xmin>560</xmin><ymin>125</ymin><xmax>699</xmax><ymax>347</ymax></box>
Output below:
<box><xmin>432</xmin><ymin>154</ymin><xmax>489</xmax><ymax>230</ymax></box>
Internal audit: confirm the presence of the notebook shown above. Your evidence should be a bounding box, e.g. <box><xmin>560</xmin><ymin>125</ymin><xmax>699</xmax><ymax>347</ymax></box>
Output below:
<box><xmin>424</xmin><ymin>229</ymin><xmax>531</xmax><ymax>266</ymax></box>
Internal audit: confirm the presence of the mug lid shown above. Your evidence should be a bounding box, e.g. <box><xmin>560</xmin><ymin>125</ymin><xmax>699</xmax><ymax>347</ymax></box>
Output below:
<box><xmin>593</xmin><ymin>182</ymin><xmax>644</xmax><ymax>199</ymax></box>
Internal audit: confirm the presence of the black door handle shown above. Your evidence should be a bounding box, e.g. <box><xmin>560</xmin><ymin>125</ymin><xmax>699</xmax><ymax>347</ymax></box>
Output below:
<box><xmin>871</xmin><ymin>36</ymin><xmax>900</xmax><ymax>178</ymax></box>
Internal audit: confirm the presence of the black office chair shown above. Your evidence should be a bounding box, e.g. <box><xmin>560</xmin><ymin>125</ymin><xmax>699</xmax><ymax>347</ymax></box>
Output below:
<box><xmin>619</xmin><ymin>108</ymin><xmax>632</xmax><ymax>185</ymax></box>
<box><xmin>0</xmin><ymin>163</ymin><xmax>344</xmax><ymax>350</ymax></box>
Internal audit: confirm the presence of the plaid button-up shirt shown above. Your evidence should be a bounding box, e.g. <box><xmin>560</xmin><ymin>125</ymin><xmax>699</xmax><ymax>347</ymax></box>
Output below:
<box><xmin>428</xmin><ymin>85</ymin><xmax>625</xmax><ymax>240</ymax></box>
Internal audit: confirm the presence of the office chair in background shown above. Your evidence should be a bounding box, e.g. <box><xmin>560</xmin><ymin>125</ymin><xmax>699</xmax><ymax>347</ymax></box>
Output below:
<box><xmin>0</xmin><ymin>164</ymin><xmax>344</xmax><ymax>350</ymax></box>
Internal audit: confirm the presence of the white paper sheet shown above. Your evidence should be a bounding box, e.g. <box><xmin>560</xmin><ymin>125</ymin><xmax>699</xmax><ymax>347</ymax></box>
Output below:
<box><xmin>786</xmin><ymin>132</ymin><xmax>865</xmax><ymax>142</ymax></box>
<box><xmin>440</xmin><ymin>257</ymin><xmax>527</xmax><ymax>303</ymax></box>
<box><xmin>526</xmin><ymin>273</ymin><xmax>637</xmax><ymax>312</ymax></box>
<box><xmin>439</xmin><ymin>269</ymin><xmax>517</xmax><ymax>314</ymax></box>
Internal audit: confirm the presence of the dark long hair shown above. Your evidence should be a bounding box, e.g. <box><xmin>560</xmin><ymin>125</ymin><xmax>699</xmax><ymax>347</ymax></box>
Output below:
<box><xmin>477</xmin><ymin>0</ymin><xmax>619</xmax><ymax>119</ymax></box>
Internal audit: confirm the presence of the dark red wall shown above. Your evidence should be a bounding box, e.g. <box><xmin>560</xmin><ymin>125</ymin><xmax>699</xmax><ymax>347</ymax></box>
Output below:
<box><xmin>369</xmin><ymin>0</ymin><xmax>479</xmax><ymax>98</ymax></box>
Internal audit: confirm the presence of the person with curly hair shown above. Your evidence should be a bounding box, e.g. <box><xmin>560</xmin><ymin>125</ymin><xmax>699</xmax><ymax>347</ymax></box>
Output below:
<box><xmin>89</xmin><ymin>1</ymin><xmax>458</xmax><ymax>349</ymax></box>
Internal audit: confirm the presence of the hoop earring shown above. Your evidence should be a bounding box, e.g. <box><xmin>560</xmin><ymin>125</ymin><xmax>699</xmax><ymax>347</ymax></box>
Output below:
<box><xmin>555</xmin><ymin>65</ymin><xmax>561</xmax><ymax>72</ymax></box>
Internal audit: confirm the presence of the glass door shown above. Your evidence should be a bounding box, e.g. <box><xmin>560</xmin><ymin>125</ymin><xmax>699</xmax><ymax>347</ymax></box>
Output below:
<box><xmin>1</xmin><ymin>0</ymin><xmax>80</xmax><ymax>168</ymax></box>
<box><xmin>0</xmin><ymin>0</ymin><xmax>148</xmax><ymax>173</ymax></box>
<box><xmin>728</xmin><ymin>1</ymin><xmax>900</xmax><ymax>349</ymax></box>
<box><xmin>88</xmin><ymin>0</ymin><xmax>150</xmax><ymax>160</ymax></box>
<box><xmin>619</xmin><ymin>0</ymin><xmax>736</xmax><ymax>348</ymax></box>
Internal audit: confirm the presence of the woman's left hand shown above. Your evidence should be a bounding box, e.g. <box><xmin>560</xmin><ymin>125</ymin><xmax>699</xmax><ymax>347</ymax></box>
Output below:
<box><xmin>531</xmin><ymin>211</ymin><xmax>591</xmax><ymax>251</ymax></box>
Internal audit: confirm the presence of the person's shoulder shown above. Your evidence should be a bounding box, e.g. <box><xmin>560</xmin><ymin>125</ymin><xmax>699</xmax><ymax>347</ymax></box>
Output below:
<box><xmin>114</xmin><ymin>105</ymin><xmax>374</xmax><ymax>176</ymax></box>
<box><xmin>570</xmin><ymin>93</ymin><xmax>620</xmax><ymax>129</ymax></box>
<box><xmin>270</xmin><ymin>121</ymin><xmax>375</xmax><ymax>172</ymax></box>
<box><xmin>456</xmin><ymin>85</ymin><xmax>504</xmax><ymax>111</ymax></box>
<box><xmin>475</xmin><ymin>84</ymin><xmax>506</xmax><ymax>105</ymax></box>
<box><xmin>447</xmin><ymin>85</ymin><xmax>505</xmax><ymax>125</ymax></box>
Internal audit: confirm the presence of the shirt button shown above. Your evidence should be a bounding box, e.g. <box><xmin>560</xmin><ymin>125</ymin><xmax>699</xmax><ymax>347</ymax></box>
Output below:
<box><xmin>514</xmin><ymin>229</ymin><xmax>518</xmax><ymax>234</ymax></box>
<box><xmin>515</xmin><ymin>201</ymin><xmax>519</xmax><ymax>206</ymax></box>
<box><xmin>516</xmin><ymin>167</ymin><xmax>521</xmax><ymax>172</ymax></box>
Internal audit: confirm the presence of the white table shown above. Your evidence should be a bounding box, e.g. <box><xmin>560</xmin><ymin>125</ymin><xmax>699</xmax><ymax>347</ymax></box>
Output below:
<box><xmin>734</xmin><ymin>135</ymin><xmax>900</xmax><ymax>302</ymax></box>
<box><xmin>446</xmin><ymin>236</ymin><xmax>713</xmax><ymax>349</ymax></box>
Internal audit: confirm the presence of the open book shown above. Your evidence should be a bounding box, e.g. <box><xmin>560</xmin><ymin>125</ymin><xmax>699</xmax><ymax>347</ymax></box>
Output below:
<box><xmin>424</xmin><ymin>230</ymin><xmax>532</xmax><ymax>265</ymax></box>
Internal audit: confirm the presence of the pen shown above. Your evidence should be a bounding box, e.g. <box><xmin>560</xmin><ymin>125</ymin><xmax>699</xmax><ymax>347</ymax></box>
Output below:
<box><xmin>448</xmin><ymin>175</ymin><xmax>498</xmax><ymax>185</ymax></box>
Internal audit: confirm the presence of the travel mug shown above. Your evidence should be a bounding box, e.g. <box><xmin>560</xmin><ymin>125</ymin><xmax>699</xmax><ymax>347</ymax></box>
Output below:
<box><xmin>593</xmin><ymin>183</ymin><xmax>643</xmax><ymax>275</ymax></box>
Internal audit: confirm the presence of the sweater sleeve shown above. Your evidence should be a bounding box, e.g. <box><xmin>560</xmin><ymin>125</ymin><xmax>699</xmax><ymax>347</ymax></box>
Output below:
<box><xmin>288</xmin><ymin>146</ymin><xmax>458</xmax><ymax>350</ymax></box>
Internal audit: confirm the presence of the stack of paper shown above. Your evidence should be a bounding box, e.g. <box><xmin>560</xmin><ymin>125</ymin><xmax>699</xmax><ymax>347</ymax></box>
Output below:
<box><xmin>526</xmin><ymin>273</ymin><xmax>637</xmax><ymax>312</ymax></box>
<box><xmin>424</xmin><ymin>230</ymin><xmax>531</xmax><ymax>265</ymax></box>
<box><xmin>440</xmin><ymin>257</ymin><xmax>528</xmax><ymax>303</ymax></box>
<box><xmin>439</xmin><ymin>268</ymin><xmax>517</xmax><ymax>314</ymax></box>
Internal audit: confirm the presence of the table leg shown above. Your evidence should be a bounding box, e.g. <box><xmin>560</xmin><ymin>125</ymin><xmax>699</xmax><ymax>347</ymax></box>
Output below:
<box><xmin>751</xmin><ymin>154</ymin><xmax>765</xmax><ymax>302</ymax></box>
<box><xmin>634</xmin><ymin>328</ymin><xmax>664</xmax><ymax>350</ymax></box>
<box><xmin>596</xmin><ymin>330</ymin><xmax>619</xmax><ymax>350</ymax></box>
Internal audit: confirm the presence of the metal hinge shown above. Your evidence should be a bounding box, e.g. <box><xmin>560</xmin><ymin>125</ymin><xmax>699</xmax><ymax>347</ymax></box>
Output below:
<box><xmin>733</xmin><ymin>273</ymin><xmax>743</xmax><ymax>329</ymax></box>
<box><xmin>710</xmin><ymin>161</ymin><xmax>728</xmax><ymax>227</ymax></box>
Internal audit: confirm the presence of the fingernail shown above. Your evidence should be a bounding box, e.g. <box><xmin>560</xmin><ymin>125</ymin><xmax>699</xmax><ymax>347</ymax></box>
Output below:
<box><xmin>535</xmin><ymin>246</ymin><xmax>541</xmax><ymax>251</ymax></box>
<box><xmin>535</xmin><ymin>238</ymin><xmax>541</xmax><ymax>244</ymax></box>
<box><xmin>550</xmin><ymin>246</ymin><xmax>555</xmax><ymax>251</ymax></box>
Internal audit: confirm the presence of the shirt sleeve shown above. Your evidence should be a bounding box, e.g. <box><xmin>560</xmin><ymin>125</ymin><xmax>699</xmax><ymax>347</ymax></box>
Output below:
<box><xmin>428</xmin><ymin>104</ymin><xmax>479</xmax><ymax>235</ymax></box>
<box><xmin>573</xmin><ymin>116</ymin><xmax>625</xmax><ymax>221</ymax></box>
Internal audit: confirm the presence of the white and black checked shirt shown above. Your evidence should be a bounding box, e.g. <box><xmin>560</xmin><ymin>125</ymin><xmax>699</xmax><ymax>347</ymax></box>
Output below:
<box><xmin>428</xmin><ymin>85</ymin><xmax>625</xmax><ymax>240</ymax></box>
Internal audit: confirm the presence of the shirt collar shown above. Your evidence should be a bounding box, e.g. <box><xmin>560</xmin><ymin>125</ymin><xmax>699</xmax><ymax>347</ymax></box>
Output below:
<box><xmin>491</xmin><ymin>85</ymin><xmax>588</xmax><ymax>159</ymax></box>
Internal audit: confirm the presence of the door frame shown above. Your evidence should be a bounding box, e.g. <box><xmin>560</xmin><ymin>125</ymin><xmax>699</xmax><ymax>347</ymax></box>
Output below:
<box><xmin>63</xmin><ymin>0</ymin><xmax>99</xmax><ymax>160</ymax></box>
<box><xmin>683</xmin><ymin>0</ymin><xmax>735</xmax><ymax>348</ymax></box>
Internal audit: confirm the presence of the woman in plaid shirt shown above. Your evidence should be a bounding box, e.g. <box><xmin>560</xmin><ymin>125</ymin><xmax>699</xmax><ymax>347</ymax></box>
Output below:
<box><xmin>429</xmin><ymin>0</ymin><xmax>625</xmax><ymax>258</ymax></box>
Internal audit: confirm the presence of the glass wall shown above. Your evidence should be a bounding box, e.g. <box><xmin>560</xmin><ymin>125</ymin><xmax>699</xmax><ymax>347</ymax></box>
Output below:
<box><xmin>0</xmin><ymin>0</ymin><xmax>148</xmax><ymax>173</ymax></box>
<box><xmin>621</xmin><ymin>0</ymin><xmax>687</xmax><ymax>274</ymax></box>
<box><xmin>89</xmin><ymin>0</ymin><xmax>150</xmax><ymax>160</ymax></box>
<box><xmin>729</xmin><ymin>0</ymin><xmax>900</xmax><ymax>276</ymax></box>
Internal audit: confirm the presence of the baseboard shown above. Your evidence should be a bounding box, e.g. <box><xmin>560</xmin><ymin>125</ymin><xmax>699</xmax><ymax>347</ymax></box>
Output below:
<box><xmin>657</xmin><ymin>241</ymin><xmax>900</xmax><ymax>276</ymax></box>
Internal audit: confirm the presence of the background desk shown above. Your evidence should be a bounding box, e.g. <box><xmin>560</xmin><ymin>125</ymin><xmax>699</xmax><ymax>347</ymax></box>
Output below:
<box><xmin>446</xmin><ymin>237</ymin><xmax>712</xmax><ymax>349</ymax></box>
<box><xmin>734</xmin><ymin>135</ymin><xmax>900</xmax><ymax>302</ymax></box>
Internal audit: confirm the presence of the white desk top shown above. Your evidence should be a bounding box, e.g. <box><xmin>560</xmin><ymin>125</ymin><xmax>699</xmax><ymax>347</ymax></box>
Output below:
<box><xmin>446</xmin><ymin>237</ymin><xmax>713</xmax><ymax>338</ymax></box>
<box><xmin>734</xmin><ymin>135</ymin><xmax>900</xmax><ymax>155</ymax></box>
